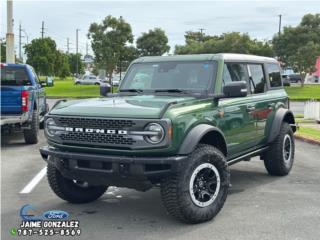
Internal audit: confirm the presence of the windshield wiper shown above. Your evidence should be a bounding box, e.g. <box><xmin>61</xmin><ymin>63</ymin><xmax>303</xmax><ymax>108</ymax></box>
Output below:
<box><xmin>154</xmin><ymin>89</ymin><xmax>189</xmax><ymax>93</ymax></box>
<box><xmin>119</xmin><ymin>89</ymin><xmax>144</xmax><ymax>93</ymax></box>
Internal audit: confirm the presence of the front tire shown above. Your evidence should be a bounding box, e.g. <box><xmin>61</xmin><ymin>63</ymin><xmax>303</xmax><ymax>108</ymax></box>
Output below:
<box><xmin>161</xmin><ymin>144</ymin><xmax>230</xmax><ymax>223</ymax></box>
<box><xmin>264</xmin><ymin>122</ymin><xmax>295</xmax><ymax>176</ymax></box>
<box><xmin>23</xmin><ymin>111</ymin><xmax>39</xmax><ymax>144</ymax></box>
<box><xmin>47</xmin><ymin>163</ymin><xmax>108</xmax><ymax>203</ymax></box>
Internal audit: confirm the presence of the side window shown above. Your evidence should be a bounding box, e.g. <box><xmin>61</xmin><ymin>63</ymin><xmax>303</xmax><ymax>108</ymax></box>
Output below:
<box><xmin>266</xmin><ymin>63</ymin><xmax>282</xmax><ymax>88</ymax></box>
<box><xmin>248</xmin><ymin>64</ymin><xmax>265</xmax><ymax>94</ymax></box>
<box><xmin>30</xmin><ymin>67</ymin><xmax>39</xmax><ymax>84</ymax></box>
<box><xmin>223</xmin><ymin>63</ymin><xmax>247</xmax><ymax>87</ymax></box>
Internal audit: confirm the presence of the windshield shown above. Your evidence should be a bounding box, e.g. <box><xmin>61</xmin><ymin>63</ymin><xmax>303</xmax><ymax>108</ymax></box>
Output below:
<box><xmin>120</xmin><ymin>61</ymin><xmax>217</xmax><ymax>93</ymax></box>
<box><xmin>0</xmin><ymin>66</ymin><xmax>31</xmax><ymax>86</ymax></box>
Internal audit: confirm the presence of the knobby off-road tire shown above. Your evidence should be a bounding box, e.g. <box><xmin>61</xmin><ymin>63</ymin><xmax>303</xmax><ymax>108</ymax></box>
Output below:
<box><xmin>264</xmin><ymin>122</ymin><xmax>295</xmax><ymax>176</ymax></box>
<box><xmin>161</xmin><ymin>144</ymin><xmax>230</xmax><ymax>224</ymax></box>
<box><xmin>23</xmin><ymin>111</ymin><xmax>39</xmax><ymax>144</ymax></box>
<box><xmin>47</xmin><ymin>163</ymin><xmax>108</xmax><ymax>204</ymax></box>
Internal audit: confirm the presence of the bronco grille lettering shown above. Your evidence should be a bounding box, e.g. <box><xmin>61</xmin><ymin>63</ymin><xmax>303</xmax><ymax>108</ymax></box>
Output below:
<box><xmin>64</xmin><ymin>127</ymin><xmax>127</xmax><ymax>135</ymax></box>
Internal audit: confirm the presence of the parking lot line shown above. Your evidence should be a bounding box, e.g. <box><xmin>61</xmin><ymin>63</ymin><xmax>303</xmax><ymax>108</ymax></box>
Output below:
<box><xmin>20</xmin><ymin>167</ymin><xmax>47</xmax><ymax>194</ymax></box>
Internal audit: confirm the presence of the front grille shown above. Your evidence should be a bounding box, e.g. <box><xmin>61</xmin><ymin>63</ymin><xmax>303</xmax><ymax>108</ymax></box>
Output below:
<box><xmin>57</xmin><ymin>117</ymin><xmax>135</xmax><ymax>129</ymax></box>
<box><xmin>54</xmin><ymin>117</ymin><xmax>138</xmax><ymax>147</ymax></box>
<box><xmin>49</xmin><ymin>116</ymin><xmax>169</xmax><ymax>149</ymax></box>
<box><xmin>60</xmin><ymin>132</ymin><xmax>135</xmax><ymax>145</ymax></box>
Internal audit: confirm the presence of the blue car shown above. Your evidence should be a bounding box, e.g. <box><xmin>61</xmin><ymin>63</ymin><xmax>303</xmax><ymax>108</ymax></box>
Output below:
<box><xmin>1</xmin><ymin>63</ymin><xmax>48</xmax><ymax>144</ymax></box>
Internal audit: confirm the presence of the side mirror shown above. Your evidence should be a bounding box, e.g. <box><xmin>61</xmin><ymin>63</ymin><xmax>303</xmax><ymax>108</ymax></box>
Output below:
<box><xmin>223</xmin><ymin>81</ymin><xmax>248</xmax><ymax>98</ymax></box>
<box><xmin>100</xmin><ymin>83</ymin><xmax>111</xmax><ymax>97</ymax></box>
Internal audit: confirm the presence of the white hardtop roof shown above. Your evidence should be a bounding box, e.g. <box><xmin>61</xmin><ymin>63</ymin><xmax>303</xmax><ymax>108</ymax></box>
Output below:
<box><xmin>220</xmin><ymin>53</ymin><xmax>278</xmax><ymax>63</ymax></box>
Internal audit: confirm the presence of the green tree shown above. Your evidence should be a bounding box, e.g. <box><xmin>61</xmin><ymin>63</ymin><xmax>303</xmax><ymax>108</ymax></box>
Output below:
<box><xmin>118</xmin><ymin>45</ymin><xmax>139</xmax><ymax>72</ymax></box>
<box><xmin>24</xmin><ymin>37</ymin><xmax>58</xmax><ymax>75</ymax></box>
<box><xmin>68</xmin><ymin>53</ymin><xmax>84</xmax><ymax>75</ymax></box>
<box><xmin>273</xmin><ymin>14</ymin><xmax>320</xmax><ymax>86</ymax></box>
<box><xmin>88</xmin><ymin>15</ymin><xmax>133</xmax><ymax>82</ymax></box>
<box><xmin>55</xmin><ymin>51</ymin><xmax>70</xmax><ymax>79</ymax></box>
<box><xmin>1</xmin><ymin>41</ymin><xmax>6</xmax><ymax>62</ymax></box>
<box><xmin>136</xmin><ymin>28</ymin><xmax>170</xmax><ymax>56</ymax></box>
<box><xmin>175</xmin><ymin>32</ymin><xmax>273</xmax><ymax>57</ymax></box>
<box><xmin>184</xmin><ymin>31</ymin><xmax>217</xmax><ymax>44</ymax></box>
<box><xmin>288</xmin><ymin>42</ymin><xmax>320</xmax><ymax>86</ymax></box>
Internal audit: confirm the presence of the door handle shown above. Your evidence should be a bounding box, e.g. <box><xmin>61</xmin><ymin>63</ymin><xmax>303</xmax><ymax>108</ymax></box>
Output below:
<box><xmin>246</xmin><ymin>106</ymin><xmax>256</xmax><ymax>112</ymax></box>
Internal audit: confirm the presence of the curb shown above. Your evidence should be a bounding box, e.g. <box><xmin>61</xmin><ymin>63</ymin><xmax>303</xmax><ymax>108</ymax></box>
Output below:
<box><xmin>295</xmin><ymin>135</ymin><xmax>320</xmax><ymax>145</ymax></box>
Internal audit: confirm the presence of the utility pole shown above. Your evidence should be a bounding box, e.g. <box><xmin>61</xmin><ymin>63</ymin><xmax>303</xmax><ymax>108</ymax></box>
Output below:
<box><xmin>22</xmin><ymin>29</ymin><xmax>29</xmax><ymax>44</ymax></box>
<box><xmin>6</xmin><ymin>0</ymin><xmax>15</xmax><ymax>63</ymax></box>
<box><xmin>278</xmin><ymin>14</ymin><xmax>282</xmax><ymax>36</ymax></box>
<box><xmin>41</xmin><ymin>21</ymin><xmax>45</xmax><ymax>38</ymax></box>
<box><xmin>86</xmin><ymin>41</ymin><xmax>88</xmax><ymax>55</ymax></box>
<box><xmin>76</xmin><ymin>28</ymin><xmax>80</xmax><ymax>76</ymax></box>
<box><xmin>19</xmin><ymin>23</ymin><xmax>22</xmax><ymax>60</ymax></box>
<box><xmin>66</xmin><ymin>38</ymin><xmax>70</xmax><ymax>53</ymax></box>
<box><xmin>199</xmin><ymin>28</ymin><xmax>205</xmax><ymax>42</ymax></box>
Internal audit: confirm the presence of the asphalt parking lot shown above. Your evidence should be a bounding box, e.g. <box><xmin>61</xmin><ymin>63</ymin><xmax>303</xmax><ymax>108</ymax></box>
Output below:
<box><xmin>1</xmin><ymin>101</ymin><xmax>320</xmax><ymax>240</ymax></box>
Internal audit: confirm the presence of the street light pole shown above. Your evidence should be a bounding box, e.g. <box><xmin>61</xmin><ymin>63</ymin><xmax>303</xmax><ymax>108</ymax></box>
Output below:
<box><xmin>6</xmin><ymin>0</ymin><xmax>15</xmax><ymax>63</ymax></box>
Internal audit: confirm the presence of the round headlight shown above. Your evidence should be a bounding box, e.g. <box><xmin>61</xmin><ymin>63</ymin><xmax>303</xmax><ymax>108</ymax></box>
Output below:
<box><xmin>144</xmin><ymin>123</ymin><xmax>165</xmax><ymax>144</ymax></box>
<box><xmin>45</xmin><ymin>118</ymin><xmax>65</xmax><ymax>137</ymax></box>
<box><xmin>45</xmin><ymin>118</ymin><xmax>56</xmax><ymax>137</ymax></box>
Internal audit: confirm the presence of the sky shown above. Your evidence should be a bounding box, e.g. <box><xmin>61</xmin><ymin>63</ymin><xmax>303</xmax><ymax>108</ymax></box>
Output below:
<box><xmin>1</xmin><ymin>0</ymin><xmax>319</xmax><ymax>60</ymax></box>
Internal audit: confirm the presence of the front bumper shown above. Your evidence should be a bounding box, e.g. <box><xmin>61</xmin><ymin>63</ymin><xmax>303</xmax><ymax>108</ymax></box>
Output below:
<box><xmin>1</xmin><ymin>112</ymin><xmax>29</xmax><ymax>126</ymax></box>
<box><xmin>39</xmin><ymin>146</ymin><xmax>187</xmax><ymax>188</ymax></box>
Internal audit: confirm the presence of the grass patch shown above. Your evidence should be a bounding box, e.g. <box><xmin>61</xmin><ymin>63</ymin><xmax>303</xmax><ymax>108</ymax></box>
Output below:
<box><xmin>294</xmin><ymin>114</ymin><xmax>304</xmax><ymax>118</ymax></box>
<box><xmin>44</xmin><ymin>77</ymin><xmax>117</xmax><ymax>98</ymax></box>
<box><xmin>42</xmin><ymin>77</ymin><xmax>320</xmax><ymax>99</ymax></box>
<box><xmin>295</xmin><ymin>118</ymin><xmax>316</xmax><ymax>123</ymax></box>
<box><xmin>296</xmin><ymin>126</ymin><xmax>320</xmax><ymax>141</ymax></box>
<box><xmin>285</xmin><ymin>85</ymin><xmax>320</xmax><ymax>101</ymax></box>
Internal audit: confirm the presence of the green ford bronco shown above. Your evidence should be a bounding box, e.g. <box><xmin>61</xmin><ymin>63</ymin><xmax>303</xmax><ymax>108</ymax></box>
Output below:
<box><xmin>40</xmin><ymin>54</ymin><xmax>296</xmax><ymax>223</ymax></box>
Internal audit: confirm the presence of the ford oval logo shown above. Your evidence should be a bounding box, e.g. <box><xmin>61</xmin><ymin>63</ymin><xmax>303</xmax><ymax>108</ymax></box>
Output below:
<box><xmin>43</xmin><ymin>210</ymin><xmax>69</xmax><ymax>220</ymax></box>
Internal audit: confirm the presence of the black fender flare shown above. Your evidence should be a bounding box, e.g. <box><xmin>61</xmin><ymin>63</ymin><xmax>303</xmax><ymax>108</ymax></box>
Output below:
<box><xmin>268</xmin><ymin>108</ymin><xmax>296</xmax><ymax>143</ymax></box>
<box><xmin>178</xmin><ymin>124</ymin><xmax>228</xmax><ymax>156</ymax></box>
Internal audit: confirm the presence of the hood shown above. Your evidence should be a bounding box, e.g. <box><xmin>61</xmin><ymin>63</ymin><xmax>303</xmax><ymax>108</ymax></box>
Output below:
<box><xmin>50</xmin><ymin>95</ymin><xmax>196</xmax><ymax>119</ymax></box>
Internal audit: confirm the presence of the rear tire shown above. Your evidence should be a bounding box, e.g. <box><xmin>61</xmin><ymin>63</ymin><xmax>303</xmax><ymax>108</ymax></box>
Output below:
<box><xmin>161</xmin><ymin>144</ymin><xmax>229</xmax><ymax>223</ymax></box>
<box><xmin>264</xmin><ymin>122</ymin><xmax>295</xmax><ymax>176</ymax></box>
<box><xmin>47</xmin><ymin>162</ymin><xmax>108</xmax><ymax>204</ymax></box>
<box><xmin>23</xmin><ymin>111</ymin><xmax>39</xmax><ymax>144</ymax></box>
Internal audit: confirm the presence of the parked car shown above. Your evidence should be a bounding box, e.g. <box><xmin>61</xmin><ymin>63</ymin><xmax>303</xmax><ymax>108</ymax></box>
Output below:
<box><xmin>282</xmin><ymin>68</ymin><xmax>302</xmax><ymax>83</ymax></box>
<box><xmin>287</xmin><ymin>73</ymin><xmax>303</xmax><ymax>83</ymax></box>
<box><xmin>74</xmin><ymin>75</ymin><xmax>110</xmax><ymax>86</ymax></box>
<box><xmin>41</xmin><ymin>54</ymin><xmax>296</xmax><ymax>223</ymax></box>
<box><xmin>46</xmin><ymin>76</ymin><xmax>54</xmax><ymax>87</ymax></box>
<box><xmin>1</xmin><ymin>63</ymin><xmax>48</xmax><ymax>144</ymax></box>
